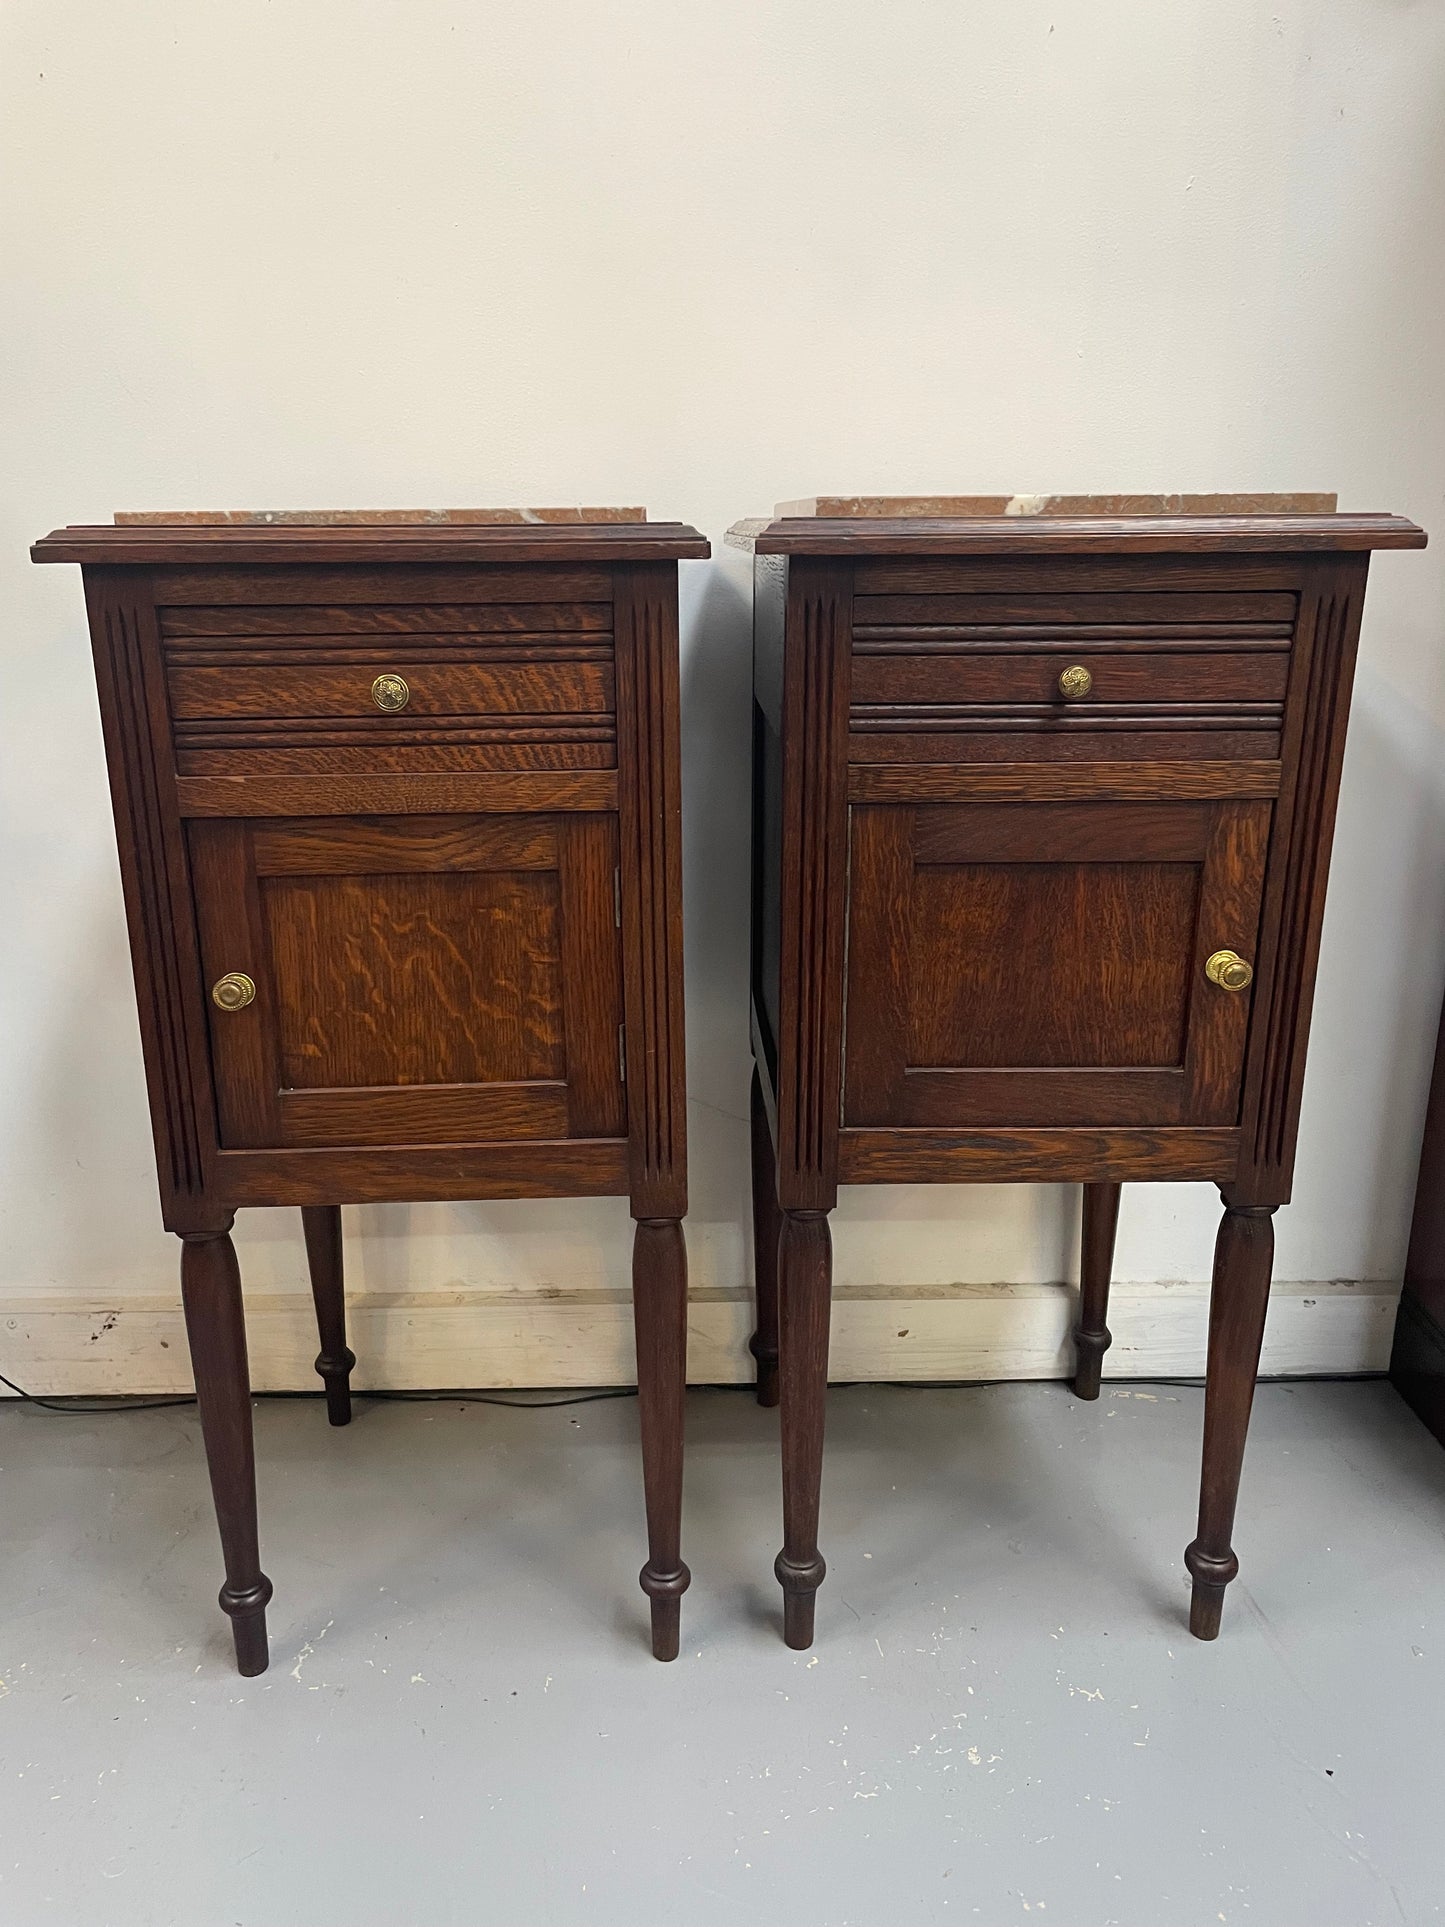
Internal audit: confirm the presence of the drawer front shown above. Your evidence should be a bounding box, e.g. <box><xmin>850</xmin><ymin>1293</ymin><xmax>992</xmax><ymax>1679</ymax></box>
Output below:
<box><xmin>159</xmin><ymin>574</ymin><xmax>616</xmax><ymax>775</ymax></box>
<box><xmin>168</xmin><ymin>659</ymin><xmax>613</xmax><ymax>722</ymax></box>
<box><xmin>850</xmin><ymin>580</ymin><xmax>1297</xmax><ymax>765</ymax></box>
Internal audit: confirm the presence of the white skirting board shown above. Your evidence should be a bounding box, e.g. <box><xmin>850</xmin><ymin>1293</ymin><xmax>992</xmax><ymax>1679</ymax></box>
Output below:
<box><xmin>0</xmin><ymin>1279</ymin><xmax>1399</xmax><ymax>1396</ymax></box>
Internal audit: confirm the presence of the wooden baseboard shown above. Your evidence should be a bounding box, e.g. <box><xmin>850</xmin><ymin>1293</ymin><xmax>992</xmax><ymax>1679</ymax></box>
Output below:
<box><xmin>1389</xmin><ymin>1290</ymin><xmax>1445</xmax><ymax>1448</ymax></box>
<box><xmin>0</xmin><ymin>1278</ymin><xmax>1398</xmax><ymax>1396</ymax></box>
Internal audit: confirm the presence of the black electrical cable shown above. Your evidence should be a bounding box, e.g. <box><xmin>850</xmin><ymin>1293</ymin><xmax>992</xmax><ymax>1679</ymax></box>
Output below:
<box><xmin>0</xmin><ymin>1367</ymin><xmax>639</xmax><ymax>1416</ymax></box>
<box><xmin>2</xmin><ymin>1368</ymin><xmax>1367</xmax><ymax>1418</ymax></box>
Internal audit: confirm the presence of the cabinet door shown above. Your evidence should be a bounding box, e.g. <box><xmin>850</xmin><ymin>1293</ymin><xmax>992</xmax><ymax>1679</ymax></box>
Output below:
<box><xmin>189</xmin><ymin>813</ymin><xmax>624</xmax><ymax>1148</ymax></box>
<box><xmin>843</xmin><ymin>799</ymin><xmax>1270</xmax><ymax>1130</ymax></box>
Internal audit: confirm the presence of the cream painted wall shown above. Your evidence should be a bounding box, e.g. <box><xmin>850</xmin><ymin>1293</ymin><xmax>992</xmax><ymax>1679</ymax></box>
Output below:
<box><xmin>3</xmin><ymin>1</ymin><xmax>1444</xmax><ymax>1389</ymax></box>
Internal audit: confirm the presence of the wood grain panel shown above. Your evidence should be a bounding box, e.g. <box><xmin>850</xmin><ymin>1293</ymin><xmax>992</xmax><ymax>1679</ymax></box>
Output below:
<box><xmin>276</xmin><ymin>1082</ymin><xmax>569</xmax><ymax>1147</ymax></box>
<box><xmin>558</xmin><ymin>814</ymin><xmax>627</xmax><ymax>1137</ymax></box>
<box><xmin>851</xmin><ymin>560</ymin><xmax>1309</xmax><ymax>596</ymax></box>
<box><xmin>912</xmin><ymin>802</ymin><xmax>1210</xmax><ymax>864</ymax></box>
<box><xmin>842</xmin><ymin>798</ymin><xmax>1269</xmax><ymax>1134</ymax></box>
<box><xmin>906</xmin><ymin>860</ymin><xmax>1199</xmax><ymax>1071</ymax></box>
<box><xmin>261</xmin><ymin>869</ymin><xmax>565</xmax><ymax>1090</ymax></box>
<box><xmin>176</xmin><ymin>741</ymin><xmax>615</xmax><ymax>776</ymax></box>
<box><xmin>214</xmin><ymin>1140</ymin><xmax>630</xmax><ymax>1204</ymax></box>
<box><xmin>175</xmin><ymin>771</ymin><xmax>619</xmax><ymax>817</ymax></box>
<box><xmin>168</xmin><ymin>661</ymin><xmax>613</xmax><ymax>720</ymax></box>
<box><xmin>154</xmin><ymin>565</ymin><xmax>617</xmax><ymax>604</ymax></box>
<box><xmin>851</xmin><ymin>651</ymin><xmax>1290</xmax><ymax>705</ymax></box>
<box><xmin>186</xmin><ymin>818</ymin><xmax>280</xmax><ymax>1149</ymax></box>
<box><xmin>840</xmin><ymin>806</ymin><xmax>913</xmax><ymax>1123</ymax></box>
<box><xmin>836</xmin><ymin>1126</ymin><xmax>1240</xmax><ymax>1185</ymax></box>
<box><xmin>848</xmin><ymin>762</ymin><xmax>1282</xmax><ymax>803</ymax></box>
<box><xmin>250</xmin><ymin>814</ymin><xmax>558</xmax><ymax>876</ymax></box>
<box><xmin>160</xmin><ymin>601</ymin><xmax>612</xmax><ymax>635</ymax></box>
<box><xmin>849</xmin><ymin>726</ymin><xmax>1280</xmax><ymax>764</ymax></box>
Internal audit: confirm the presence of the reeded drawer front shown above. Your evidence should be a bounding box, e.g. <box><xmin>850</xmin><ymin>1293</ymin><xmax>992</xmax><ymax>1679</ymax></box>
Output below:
<box><xmin>850</xmin><ymin>580</ymin><xmax>1297</xmax><ymax>764</ymax></box>
<box><xmin>851</xmin><ymin>650</ymin><xmax>1289</xmax><ymax>709</ymax></box>
<box><xmin>161</xmin><ymin>590</ymin><xmax>617</xmax><ymax>775</ymax></box>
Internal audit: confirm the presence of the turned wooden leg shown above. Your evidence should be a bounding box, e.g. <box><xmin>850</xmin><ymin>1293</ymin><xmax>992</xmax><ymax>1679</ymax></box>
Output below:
<box><xmin>1072</xmin><ymin>1181</ymin><xmax>1121</xmax><ymax>1400</ymax></box>
<box><xmin>301</xmin><ymin>1205</ymin><xmax>355</xmax><ymax>1426</ymax></box>
<box><xmin>748</xmin><ymin>1064</ymin><xmax>782</xmax><ymax>1408</ymax></box>
<box><xmin>180</xmin><ymin>1225</ymin><xmax>273</xmax><ymax>1676</ymax></box>
<box><xmin>632</xmin><ymin>1217</ymin><xmax>690</xmax><ymax>1661</ymax></box>
<box><xmin>1184</xmin><ymin>1196</ymin><xmax>1277</xmax><ymax>1640</ymax></box>
<box><xmin>776</xmin><ymin>1209</ymin><xmax>832</xmax><ymax>1649</ymax></box>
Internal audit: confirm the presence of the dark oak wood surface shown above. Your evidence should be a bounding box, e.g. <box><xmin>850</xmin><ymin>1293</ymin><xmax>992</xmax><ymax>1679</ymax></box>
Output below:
<box><xmin>44</xmin><ymin>517</ymin><xmax>706</xmax><ymax>1673</ymax></box>
<box><xmin>748</xmin><ymin>507</ymin><xmax>1424</xmax><ymax>1648</ymax></box>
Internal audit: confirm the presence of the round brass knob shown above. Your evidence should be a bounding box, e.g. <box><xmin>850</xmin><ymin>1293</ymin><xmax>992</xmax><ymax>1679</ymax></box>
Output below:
<box><xmin>1058</xmin><ymin>664</ymin><xmax>1093</xmax><ymax>700</ymax></box>
<box><xmin>1205</xmin><ymin>950</ymin><xmax>1254</xmax><ymax>992</ymax></box>
<box><xmin>371</xmin><ymin>673</ymin><xmax>410</xmax><ymax>712</ymax></box>
<box><xmin>211</xmin><ymin>971</ymin><xmax>256</xmax><ymax>1012</ymax></box>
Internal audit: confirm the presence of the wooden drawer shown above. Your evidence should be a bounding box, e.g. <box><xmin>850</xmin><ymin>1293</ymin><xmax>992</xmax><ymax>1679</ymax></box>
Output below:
<box><xmin>850</xmin><ymin>582</ymin><xmax>1296</xmax><ymax>764</ymax></box>
<box><xmin>161</xmin><ymin>592</ymin><xmax>617</xmax><ymax>775</ymax></box>
<box><xmin>851</xmin><ymin>650</ymin><xmax>1289</xmax><ymax>708</ymax></box>
<box><xmin>167</xmin><ymin>659</ymin><xmax>614</xmax><ymax>722</ymax></box>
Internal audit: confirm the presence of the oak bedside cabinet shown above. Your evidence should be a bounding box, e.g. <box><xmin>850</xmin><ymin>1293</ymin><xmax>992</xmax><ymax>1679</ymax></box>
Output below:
<box><xmin>33</xmin><ymin>508</ymin><xmax>708</xmax><ymax>1674</ymax></box>
<box><xmin>738</xmin><ymin>494</ymin><xmax>1425</xmax><ymax>1649</ymax></box>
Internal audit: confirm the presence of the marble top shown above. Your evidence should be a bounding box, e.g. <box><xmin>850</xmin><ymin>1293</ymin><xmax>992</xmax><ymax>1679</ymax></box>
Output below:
<box><xmin>725</xmin><ymin>491</ymin><xmax>1339</xmax><ymax>551</ymax></box>
<box><xmin>114</xmin><ymin>507</ymin><xmax>648</xmax><ymax>527</ymax></box>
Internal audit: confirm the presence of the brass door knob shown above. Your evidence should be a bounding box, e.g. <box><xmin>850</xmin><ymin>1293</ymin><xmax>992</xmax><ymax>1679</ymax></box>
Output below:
<box><xmin>371</xmin><ymin>673</ymin><xmax>410</xmax><ymax>712</ymax></box>
<box><xmin>1205</xmin><ymin>950</ymin><xmax>1254</xmax><ymax>992</ymax></box>
<box><xmin>1058</xmin><ymin>664</ymin><xmax>1093</xmax><ymax>699</ymax></box>
<box><xmin>211</xmin><ymin>971</ymin><xmax>256</xmax><ymax>1012</ymax></box>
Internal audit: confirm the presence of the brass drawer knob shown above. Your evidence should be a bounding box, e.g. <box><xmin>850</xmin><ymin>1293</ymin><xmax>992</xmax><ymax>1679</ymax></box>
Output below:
<box><xmin>371</xmin><ymin>673</ymin><xmax>410</xmax><ymax>712</ymax></box>
<box><xmin>1058</xmin><ymin>664</ymin><xmax>1093</xmax><ymax>699</ymax></box>
<box><xmin>1205</xmin><ymin>950</ymin><xmax>1254</xmax><ymax>992</ymax></box>
<box><xmin>211</xmin><ymin>971</ymin><xmax>256</xmax><ymax>1012</ymax></box>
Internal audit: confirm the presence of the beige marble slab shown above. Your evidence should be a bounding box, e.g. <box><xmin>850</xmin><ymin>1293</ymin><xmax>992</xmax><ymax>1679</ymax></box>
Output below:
<box><xmin>114</xmin><ymin>507</ymin><xmax>648</xmax><ymax>527</ymax></box>
<box><xmin>726</xmin><ymin>491</ymin><xmax>1339</xmax><ymax>550</ymax></box>
<box><xmin>774</xmin><ymin>492</ymin><xmax>1337</xmax><ymax>518</ymax></box>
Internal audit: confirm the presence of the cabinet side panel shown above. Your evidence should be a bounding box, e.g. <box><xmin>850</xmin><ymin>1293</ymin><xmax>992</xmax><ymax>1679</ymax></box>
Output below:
<box><xmin>775</xmin><ymin>560</ymin><xmax>852</xmax><ymax>1210</ymax></box>
<box><xmin>83</xmin><ymin>567</ymin><xmax>219</xmax><ymax>1227</ymax></box>
<box><xmin>614</xmin><ymin>563</ymin><xmax>687</xmax><ymax>1217</ymax></box>
<box><xmin>1233</xmin><ymin>554</ymin><xmax>1370</xmax><ymax>1203</ymax></box>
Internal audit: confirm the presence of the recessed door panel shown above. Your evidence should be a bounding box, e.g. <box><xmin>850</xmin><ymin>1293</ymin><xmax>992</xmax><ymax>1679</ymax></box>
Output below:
<box><xmin>844</xmin><ymin>799</ymin><xmax>1270</xmax><ymax>1130</ymax></box>
<box><xmin>190</xmin><ymin>812</ymin><xmax>624</xmax><ymax>1148</ymax></box>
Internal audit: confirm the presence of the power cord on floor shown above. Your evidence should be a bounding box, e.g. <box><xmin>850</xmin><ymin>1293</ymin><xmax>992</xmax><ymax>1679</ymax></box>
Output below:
<box><xmin>2</xmin><ymin>1369</ymin><xmax>1369</xmax><ymax>1417</ymax></box>
<box><xmin>0</xmin><ymin>1367</ymin><xmax>639</xmax><ymax>1416</ymax></box>
<box><xmin>0</xmin><ymin>1368</ymin><xmax>197</xmax><ymax>1415</ymax></box>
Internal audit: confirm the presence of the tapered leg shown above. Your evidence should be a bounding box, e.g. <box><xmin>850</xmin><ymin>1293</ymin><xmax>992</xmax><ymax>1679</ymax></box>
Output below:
<box><xmin>748</xmin><ymin>1064</ymin><xmax>782</xmax><ymax>1407</ymax></box>
<box><xmin>1184</xmin><ymin>1198</ymin><xmax>1277</xmax><ymax>1639</ymax></box>
<box><xmin>301</xmin><ymin>1205</ymin><xmax>355</xmax><ymax>1426</ymax></box>
<box><xmin>776</xmin><ymin>1209</ymin><xmax>832</xmax><ymax>1648</ymax></box>
<box><xmin>1072</xmin><ymin>1182</ymin><xmax>1121</xmax><ymax>1400</ymax></box>
<box><xmin>180</xmin><ymin>1226</ymin><xmax>273</xmax><ymax>1676</ymax></box>
<box><xmin>632</xmin><ymin>1217</ymin><xmax>690</xmax><ymax>1660</ymax></box>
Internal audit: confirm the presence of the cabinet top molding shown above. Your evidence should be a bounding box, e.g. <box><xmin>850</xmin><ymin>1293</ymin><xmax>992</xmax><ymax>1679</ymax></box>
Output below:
<box><xmin>746</xmin><ymin>511</ymin><xmax>1425</xmax><ymax>557</ymax></box>
<box><xmin>31</xmin><ymin>517</ymin><xmax>710</xmax><ymax>567</ymax></box>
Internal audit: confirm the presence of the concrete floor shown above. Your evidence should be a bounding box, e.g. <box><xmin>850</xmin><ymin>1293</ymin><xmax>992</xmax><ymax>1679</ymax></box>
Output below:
<box><xmin>2</xmin><ymin>1380</ymin><xmax>1444</xmax><ymax>1927</ymax></box>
